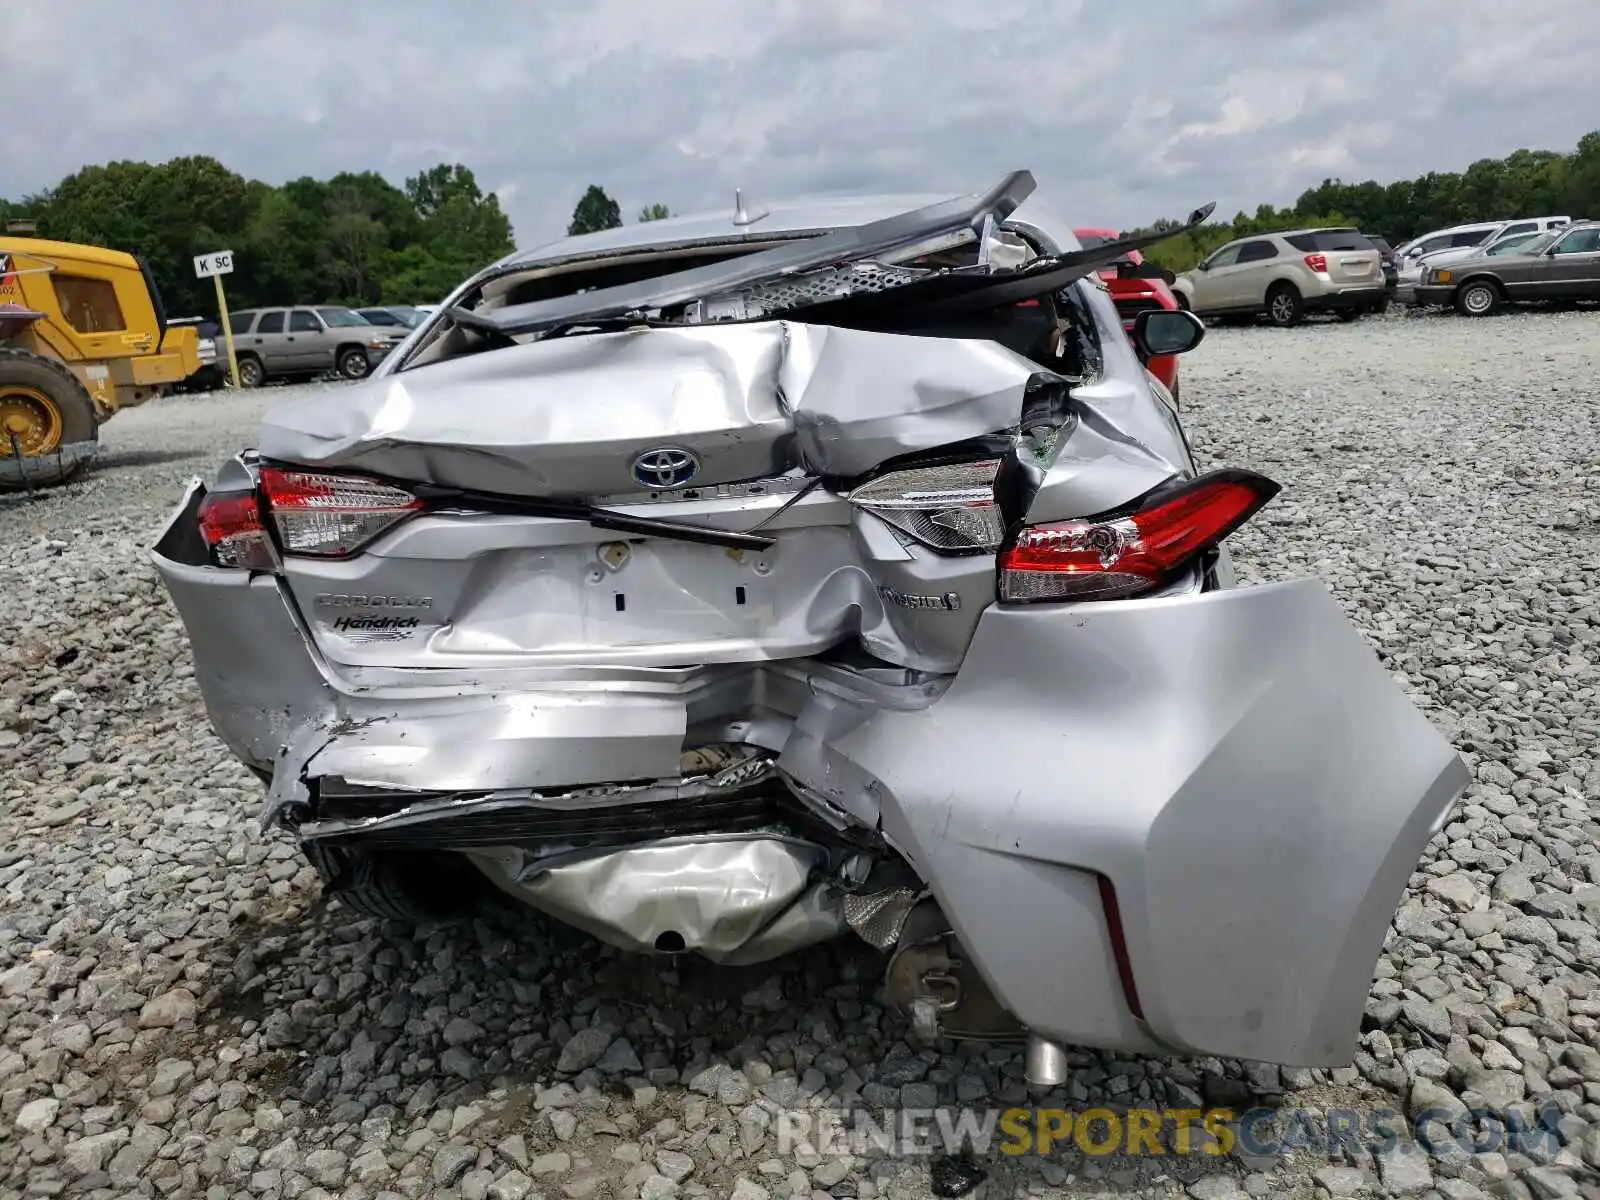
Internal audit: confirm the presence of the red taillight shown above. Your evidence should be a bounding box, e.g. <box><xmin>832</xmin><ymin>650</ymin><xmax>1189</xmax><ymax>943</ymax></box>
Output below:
<box><xmin>1303</xmin><ymin>252</ymin><xmax>1328</xmax><ymax>273</ymax></box>
<box><xmin>998</xmin><ymin>470</ymin><xmax>1279</xmax><ymax>603</ymax></box>
<box><xmin>259</xmin><ymin>467</ymin><xmax>424</xmax><ymax>557</ymax></box>
<box><xmin>197</xmin><ymin>491</ymin><xmax>274</xmax><ymax>570</ymax></box>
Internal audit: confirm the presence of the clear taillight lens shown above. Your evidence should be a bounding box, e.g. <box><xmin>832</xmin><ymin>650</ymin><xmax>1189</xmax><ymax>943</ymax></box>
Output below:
<box><xmin>259</xmin><ymin>467</ymin><xmax>424</xmax><ymax>557</ymax></box>
<box><xmin>846</xmin><ymin>459</ymin><xmax>1004</xmax><ymax>552</ymax></box>
<box><xmin>998</xmin><ymin>470</ymin><xmax>1279</xmax><ymax>603</ymax></box>
<box><xmin>197</xmin><ymin>491</ymin><xmax>274</xmax><ymax>570</ymax></box>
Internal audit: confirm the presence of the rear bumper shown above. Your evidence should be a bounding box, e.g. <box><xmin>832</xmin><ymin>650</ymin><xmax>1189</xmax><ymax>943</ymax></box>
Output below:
<box><xmin>828</xmin><ymin>584</ymin><xmax>1467</xmax><ymax>1064</ymax></box>
<box><xmin>1304</xmin><ymin>285</ymin><xmax>1387</xmax><ymax>313</ymax></box>
<box><xmin>153</xmin><ymin>481</ymin><xmax>1468</xmax><ymax>1066</ymax></box>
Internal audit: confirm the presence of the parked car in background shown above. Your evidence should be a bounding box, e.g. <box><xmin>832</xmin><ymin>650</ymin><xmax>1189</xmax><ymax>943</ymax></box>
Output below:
<box><xmin>168</xmin><ymin>317</ymin><xmax>225</xmax><ymax>392</ymax></box>
<box><xmin>358</xmin><ymin>305</ymin><xmax>428</xmax><ymax>331</ymax></box>
<box><xmin>223</xmin><ymin>306</ymin><xmax>407</xmax><ymax>386</ymax></box>
<box><xmin>1074</xmin><ymin>227</ymin><xmax>1184</xmax><ymax>400</ymax></box>
<box><xmin>1411</xmin><ymin>220</ymin><xmax>1600</xmax><ymax>315</ymax></box>
<box><xmin>1395</xmin><ymin>216</ymin><xmax>1571</xmax><ymax>266</ymax></box>
<box><xmin>1172</xmin><ymin>227</ymin><xmax>1386</xmax><ymax>327</ymax></box>
<box><xmin>1363</xmin><ymin>234</ymin><xmax>1398</xmax><ymax>305</ymax></box>
<box><xmin>1395</xmin><ymin>228</ymin><xmax>1550</xmax><ymax>305</ymax></box>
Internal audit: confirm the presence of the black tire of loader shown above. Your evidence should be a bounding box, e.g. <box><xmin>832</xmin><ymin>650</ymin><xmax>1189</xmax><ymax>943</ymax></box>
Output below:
<box><xmin>0</xmin><ymin>348</ymin><xmax>99</xmax><ymax>490</ymax></box>
<box><xmin>333</xmin><ymin>850</ymin><xmax>483</xmax><ymax>922</ymax></box>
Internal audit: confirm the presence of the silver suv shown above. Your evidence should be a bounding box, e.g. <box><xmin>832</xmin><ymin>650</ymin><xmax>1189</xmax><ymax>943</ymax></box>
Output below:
<box><xmin>223</xmin><ymin>306</ymin><xmax>406</xmax><ymax>387</ymax></box>
<box><xmin>1173</xmin><ymin>228</ymin><xmax>1386</xmax><ymax>327</ymax></box>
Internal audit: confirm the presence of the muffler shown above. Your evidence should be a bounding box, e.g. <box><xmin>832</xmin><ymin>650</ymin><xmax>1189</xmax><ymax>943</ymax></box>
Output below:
<box><xmin>1025</xmin><ymin>1035</ymin><xmax>1070</xmax><ymax>1087</ymax></box>
<box><xmin>467</xmin><ymin>833</ymin><xmax>849</xmax><ymax>965</ymax></box>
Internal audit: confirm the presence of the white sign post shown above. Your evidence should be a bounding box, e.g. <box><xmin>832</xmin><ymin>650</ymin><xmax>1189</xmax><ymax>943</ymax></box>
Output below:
<box><xmin>193</xmin><ymin>251</ymin><xmax>241</xmax><ymax>389</ymax></box>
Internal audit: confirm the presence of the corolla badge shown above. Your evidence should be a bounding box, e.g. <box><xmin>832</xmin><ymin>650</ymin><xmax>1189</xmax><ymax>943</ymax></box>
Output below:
<box><xmin>631</xmin><ymin>446</ymin><xmax>700</xmax><ymax>489</ymax></box>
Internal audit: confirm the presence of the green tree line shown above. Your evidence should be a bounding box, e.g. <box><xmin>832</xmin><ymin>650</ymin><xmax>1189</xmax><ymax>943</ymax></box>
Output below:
<box><xmin>1131</xmin><ymin>131</ymin><xmax>1600</xmax><ymax>272</ymax></box>
<box><xmin>0</xmin><ymin>157</ymin><xmax>518</xmax><ymax>317</ymax></box>
<box><xmin>0</xmin><ymin>163</ymin><xmax>673</xmax><ymax>319</ymax></box>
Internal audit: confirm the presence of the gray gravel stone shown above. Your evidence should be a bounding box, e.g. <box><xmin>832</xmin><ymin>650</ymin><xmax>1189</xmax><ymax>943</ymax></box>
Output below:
<box><xmin>14</xmin><ymin>1096</ymin><xmax>59</xmax><ymax>1132</ymax></box>
<box><xmin>529</xmin><ymin>1150</ymin><xmax>571</xmax><ymax>1177</ymax></box>
<box><xmin>1188</xmin><ymin>1176</ymin><xmax>1245</xmax><ymax>1199</ymax></box>
<box><xmin>3</xmin><ymin>316</ymin><xmax>1596</xmax><ymax>1200</ymax></box>
<box><xmin>433</xmin><ymin>1145</ymin><xmax>478</xmax><ymax>1187</ymax></box>
<box><xmin>655</xmin><ymin>1150</ymin><xmax>695</xmax><ymax>1182</ymax></box>
<box><xmin>1314</xmin><ymin>1165</ymin><xmax>1370</xmax><ymax>1195</ymax></box>
<box><xmin>488</xmin><ymin>1172</ymin><xmax>534</xmax><ymax>1200</ymax></box>
<box><xmin>137</xmin><ymin>987</ymin><xmax>197</xmax><ymax>1028</ymax></box>
<box><xmin>556</xmin><ymin>1025</ymin><xmax>613</xmax><ymax>1073</ymax></box>
<box><xmin>1377</xmin><ymin>1150</ymin><xmax>1433</xmax><ymax>1195</ymax></box>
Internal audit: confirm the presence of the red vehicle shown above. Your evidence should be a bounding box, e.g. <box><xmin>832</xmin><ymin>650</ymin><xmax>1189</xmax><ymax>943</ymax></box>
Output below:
<box><xmin>1074</xmin><ymin>227</ymin><xmax>1183</xmax><ymax>401</ymax></box>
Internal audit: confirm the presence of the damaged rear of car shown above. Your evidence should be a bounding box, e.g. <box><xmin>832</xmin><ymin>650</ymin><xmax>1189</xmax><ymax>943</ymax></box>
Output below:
<box><xmin>152</xmin><ymin>172</ymin><xmax>1468</xmax><ymax>1080</ymax></box>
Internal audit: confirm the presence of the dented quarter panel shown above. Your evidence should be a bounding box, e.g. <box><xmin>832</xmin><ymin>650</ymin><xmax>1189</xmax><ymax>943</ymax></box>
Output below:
<box><xmin>156</xmin><ymin>555</ymin><xmax>335</xmax><ymax>778</ymax></box>
<box><xmin>812</xmin><ymin>579</ymin><xmax>1469</xmax><ymax>1063</ymax></box>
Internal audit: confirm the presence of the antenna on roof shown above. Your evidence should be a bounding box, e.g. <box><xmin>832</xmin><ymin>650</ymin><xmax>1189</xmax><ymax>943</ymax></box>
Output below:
<box><xmin>732</xmin><ymin>189</ymin><xmax>769</xmax><ymax>228</ymax></box>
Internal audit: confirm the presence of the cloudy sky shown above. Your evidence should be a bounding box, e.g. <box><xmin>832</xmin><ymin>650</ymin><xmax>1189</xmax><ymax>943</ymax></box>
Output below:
<box><xmin>5</xmin><ymin>0</ymin><xmax>1597</xmax><ymax>244</ymax></box>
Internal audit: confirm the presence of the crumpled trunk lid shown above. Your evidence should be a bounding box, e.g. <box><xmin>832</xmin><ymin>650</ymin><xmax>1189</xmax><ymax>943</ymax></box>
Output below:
<box><xmin>257</xmin><ymin>322</ymin><xmax>1046</xmax><ymax>495</ymax></box>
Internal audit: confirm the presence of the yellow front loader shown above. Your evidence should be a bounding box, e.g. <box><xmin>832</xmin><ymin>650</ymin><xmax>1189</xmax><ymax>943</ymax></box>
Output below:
<box><xmin>0</xmin><ymin>237</ymin><xmax>199</xmax><ymax>490</ymax></box>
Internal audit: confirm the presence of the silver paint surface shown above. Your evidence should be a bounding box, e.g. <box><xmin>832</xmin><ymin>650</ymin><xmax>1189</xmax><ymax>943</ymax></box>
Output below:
<box><xmin>151</xmin><ymin>182</ymin><xmax>1469</xmax><ymax>1067</ymax></box>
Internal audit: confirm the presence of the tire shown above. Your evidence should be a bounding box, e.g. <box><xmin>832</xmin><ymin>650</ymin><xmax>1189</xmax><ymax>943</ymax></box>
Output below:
<box><xmin>1265</xmin><ymin>284</ymin><xmax>1305</xmax><ymax>328</ymax></box>
<box><xmin>332</xmin><ymin>850</ymin><xmax>482</xmax><ymax>923</ymax></box>
<box><xmin>0</xmin><ymin>348</ymin><xmax>99</xmax><ymax>491</ymax></box>
<box><xmin>235</xmin><ymin>355</ymin><xmax>265</xmax><ymax>388</ymax></box>
<box><xmin>1335</xmin><ymin>309</ymin><xmax>1363</xmax><ymax>323</ymax></box>
<box><xmin>1174</xmin><ymin>292</ymin><xmax>1192</xmax><ymax>312</ymax></box>
<box><xmin>1371</xmin><ymin>296</ymin><xmax>1391</xmax><ymax>315</ymax></box>
<box><xmin>337</xmin><ymin>347</ymin><xmax>371</xmax><ymax>380</ymax></box>
<box><xmin>1454</xmin><ymin>280</ymin><xmax>1500</xmax><ymax>317</ymax></box>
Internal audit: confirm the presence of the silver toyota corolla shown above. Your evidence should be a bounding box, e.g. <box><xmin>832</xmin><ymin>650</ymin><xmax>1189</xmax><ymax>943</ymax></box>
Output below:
<box><xmin>151</xmin><ymin>172</ymin><xmax>1468</xmax><ymax>1084</ymax></box>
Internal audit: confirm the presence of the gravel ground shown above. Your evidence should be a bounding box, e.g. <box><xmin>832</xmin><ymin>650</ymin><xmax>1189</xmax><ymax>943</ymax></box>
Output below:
<box><xmin>2</xmin><ymin>309</ymin><xmax>1598</xmax><ymax>1200</ymax></box>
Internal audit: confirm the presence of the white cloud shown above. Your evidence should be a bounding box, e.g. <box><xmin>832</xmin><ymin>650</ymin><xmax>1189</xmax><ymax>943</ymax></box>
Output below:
<box><xmin>2</xmin><ymin>0</ymin><xmax>1596</xmax><ymax>243</ymax></box>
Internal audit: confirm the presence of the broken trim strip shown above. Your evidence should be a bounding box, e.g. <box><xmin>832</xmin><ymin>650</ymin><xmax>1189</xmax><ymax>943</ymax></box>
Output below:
<box><xmin>410</xmin><ymin>483</ymin><xmax>778</xmax><ymax>551</ymax></box>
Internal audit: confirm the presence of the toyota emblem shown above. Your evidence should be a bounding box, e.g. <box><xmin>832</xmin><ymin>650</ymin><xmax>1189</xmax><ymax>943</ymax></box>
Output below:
<box><xmin>631</xmin><ymin>446</ymin><xmax>700</xmax><ymax>489</ymax></box>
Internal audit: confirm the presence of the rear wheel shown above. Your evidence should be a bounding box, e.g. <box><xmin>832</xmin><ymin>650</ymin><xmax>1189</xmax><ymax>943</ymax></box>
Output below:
<box><xmin>1455</xmin><ymin>280</ymin><xmax>1500</xmax><ymax>317</ymax></box>
<box><xmin>236</xmin><ymin>355</ymin><xmax>265</xmax><ymax>388</ymax></box>
<box><xmin>1335</xmin><ymin>308</ymin><xmax>1363</xmax><ymax>322</ymax></box>
<box><xmin>0</xmin><ymin>349</ymin><xmax>99</xmax><ymax>491</ymax></box>
<box><xmin>1174</xmin><ymin>292</ymin><xmax>1192</xmax><ymax>312</ymax></box>
<box><xmin>331</xmin><ymin>849</ymin><xmax>482</xmax><ymax>923</ymax></box>
<box><xmin>1265</xmin><ymin>284</ymin><xmax>1305</xmax><ymax>328</ymax></box>
<box><xmin>337</xmin><ymin>348</ymin><xmax>371</xmax><ymax>380</ymax></box>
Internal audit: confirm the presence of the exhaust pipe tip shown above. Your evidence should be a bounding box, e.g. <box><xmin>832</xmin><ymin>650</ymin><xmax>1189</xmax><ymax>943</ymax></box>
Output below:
<box><xmin>1024</xmin><ymin>1034</ymin><xmax>1069</xmax><ymax>1088</ymax></box>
